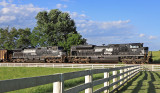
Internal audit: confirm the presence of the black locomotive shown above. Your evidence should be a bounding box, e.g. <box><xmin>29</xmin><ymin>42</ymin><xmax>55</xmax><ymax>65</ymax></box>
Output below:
<box><xmin>68</xmin><ymin>43</ymin><xmax>152</xmax><ymax>64</ymax></box>
<box><xmin>0</xmin><ymin>43</ymin><xmax>152</xmax><ymax>64</ymax></box>
<box><xmin>12</xmin><ymin>46</ymin><xmax>66</xmax><ymax>63</ymax></box>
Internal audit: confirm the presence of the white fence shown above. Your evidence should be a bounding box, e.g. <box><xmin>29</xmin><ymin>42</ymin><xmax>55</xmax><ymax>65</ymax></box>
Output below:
<box><xmin>0</xmin><ymin>63</ymin><xmax>160</xmax><ymax>71</ymax></box>
<box><xmin>0</xmin><ymin>65</ymin><xmax>140</xmax><ymax>93</ymax></box>
<box><xmin>0</xmin><ymin>63</ymin><xmax>125</xmax><ymax>68</ymax></box>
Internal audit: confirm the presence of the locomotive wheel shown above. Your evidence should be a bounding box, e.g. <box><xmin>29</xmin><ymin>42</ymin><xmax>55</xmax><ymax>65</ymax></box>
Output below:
<box><xmin>122</xmin><ymin>60</ymin><xmax>127</xmax><ymax>64</ymax></box>
<box><xmin>21</xmin><ymin>59</ymin><xmax>24</xmax><ymax>63</ymax></box>
<box><xmin>86</xmin><ymin>61</ymin><xmax>89</xmax><ymax>63</ymax></box>
<box><xmin>12</xmin><ymin>59</ymin><xmax>16</xmax><ymax>63</ymax></box>
<box><xmin>45</xmin><ymin>59</ymin><xmax>50</xmax><ymax>63</ymax></box>
<box><xmin>17</xmin><ymin>59</ymin><xmax>20</xmax><ymax>63</ymax></box>
<box><xmin>132</xmin><ymin>61</ymin><xmax>136</xmax><ymax>64</ymax></box>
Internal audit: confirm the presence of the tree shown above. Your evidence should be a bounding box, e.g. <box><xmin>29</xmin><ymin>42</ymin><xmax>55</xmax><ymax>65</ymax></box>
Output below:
<box><xmin>31</xmin><ymin>9</ymin><xmax>86</xmax><ymax>50</ymax></box>
<box><xmin>16</xmin><ymin>28</ymin><xmax>32</xmax><ymax>48</ymax></box>
<box><xmin>0</xmin><ymin>27</ymin><xmax>18</xmax><ymax>49</ymax></box>
<box><xmin>0</xmin><ymin>27</ymin><xmax>32</xmax><ymax>49</ymax></box>
<box><xmin>58</xmin><ymin>33</ymin><xmax>86</xmax><ymax>52</ymax></box>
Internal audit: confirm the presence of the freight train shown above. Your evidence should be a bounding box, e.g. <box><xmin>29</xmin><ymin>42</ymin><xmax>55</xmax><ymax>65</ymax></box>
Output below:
<box><xmin>0</xmin><ymin>43</ymin><xmax>152</xmax><ymax>64</ymax></box>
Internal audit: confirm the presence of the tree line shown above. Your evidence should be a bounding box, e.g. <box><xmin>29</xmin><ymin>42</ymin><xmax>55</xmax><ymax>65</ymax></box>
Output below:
<box><xmin>0</xmin><ymin>9</ymin><xmax>86</xmax><ymax>51</ymax></box>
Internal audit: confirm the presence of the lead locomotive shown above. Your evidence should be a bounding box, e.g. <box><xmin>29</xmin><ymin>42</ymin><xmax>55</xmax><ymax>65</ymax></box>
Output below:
<box><xmin>68</xmin><ymin>43</ymin><xmax>152</xmax><ymax>64</ymax></box>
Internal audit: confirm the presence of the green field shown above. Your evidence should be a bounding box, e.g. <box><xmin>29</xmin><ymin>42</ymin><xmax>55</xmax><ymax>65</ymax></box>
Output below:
<box><xmin>118</xmin><ymin>71</ymin><xmax>160</xmax><ymax>93</ymax></box>
<box><xmin>152</xmin><ymin>51</ymin><xmax>160</xmax><ymax>63</ymax></box>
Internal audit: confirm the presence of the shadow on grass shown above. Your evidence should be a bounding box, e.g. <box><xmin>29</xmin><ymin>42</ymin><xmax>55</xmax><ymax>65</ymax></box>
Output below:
<box><xmin>130</xmin><ymin>71</ymin><xmax>147</xmax><ymax>93</ymax></box>
<box><xmin>152</xmin><ymin>71</ymin><xmax>160</xmax><ymax>78</ymax></box>
<box><xmin>118</xmin><ymin>71</ymin><xmax>149</xmax><ymax>93</ymax></box>
<box><xmin>64</xmin><ymin>74</ymin><xmax>103</xmax><ymax>89</ymax></box>
<box><xmin>117</xmin><ymin>72</ymin><xmax>142</xmax><ymax>92</ymax></box>
<box><xmin>147</xmin><ymin>71</ymin><xmax>156</xmax><ymax>93</ymax></box>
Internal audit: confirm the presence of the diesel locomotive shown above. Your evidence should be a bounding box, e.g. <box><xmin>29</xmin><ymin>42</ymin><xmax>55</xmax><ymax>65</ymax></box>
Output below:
<box><xmin>68</xmin><ymin>43</ymin><xmax>152</xmax><ymax>64</ymax></box>
<box><xmin>0</xmin><ymin>43</ymin><xmax>152</xmax><ymax>64</ymax></box>
<box><xmin>12</xmin><ymin>46</ymin><xmax>66</xmax><ymax>63</ymax></box>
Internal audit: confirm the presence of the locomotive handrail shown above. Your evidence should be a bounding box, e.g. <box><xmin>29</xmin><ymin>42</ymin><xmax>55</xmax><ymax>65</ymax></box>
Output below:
<box><xmin>0</xmin><ymin>65</ymin><xmax>140</xmax><ymax>93</ymax></box>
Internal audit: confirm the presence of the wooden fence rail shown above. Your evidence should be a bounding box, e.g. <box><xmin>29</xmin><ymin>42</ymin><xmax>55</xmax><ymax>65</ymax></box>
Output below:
<box><xmin>0</xmin><ymin>65</ymin><xmax>140</xmax><ymax>93</ymax></box>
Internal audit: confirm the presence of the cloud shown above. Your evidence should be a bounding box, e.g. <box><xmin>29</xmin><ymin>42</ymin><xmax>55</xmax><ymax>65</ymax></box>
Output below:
<box><xmin>0</xmin><ymin>0</ymin><xmax>44</xmax><ymax>28</ymax></box>
<box><xmin>139</xmin><ymin>34</ymin><xmax>145</xmax><ymax>37</ymax></box>
<box><xmin>75</xmin><ymin>19</ymin><xmax>132</xmax><ymax>36</ymax></box>
<box><xmin>56</xmin><ymin>4</ymin><xmax>67</xmax><ymax>9</ymax></box>
<box><xmin>69</xmin><ymin>12</ymin><xmax>87</xmax><ymax>19</ymax></box>
<box><xmin>74</xmin><ymin>19</ymin><xmax>136</xmax><ymax>46</ymax></box>
<box><xmin>0</xmin><ymin>16</ymin><xmax>16</xmax><ymax>23</ymax></box>
<box><xmin>149</xmin><ymin>36</ymin><xmax>157</xmax><ymax>39</ymax></box>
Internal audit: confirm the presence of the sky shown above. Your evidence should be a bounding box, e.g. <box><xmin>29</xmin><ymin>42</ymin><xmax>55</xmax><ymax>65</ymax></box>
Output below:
<box><xmin>0</xmin><ymin>0</ymin><xmax>160</xmax><ymax>51</ymax></box>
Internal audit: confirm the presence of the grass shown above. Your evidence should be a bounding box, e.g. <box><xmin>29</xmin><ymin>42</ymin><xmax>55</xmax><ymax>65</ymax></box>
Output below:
<box><xmin>118</xmin><ymin>71</ymin><xmax>160</xmax><ymax>93</ymax></box>
<box><xmin>151</xmin><ymin>51</ymin><xmax>160</xmax><ymax>63</ymax></box>
<box><xmin>0</xmin><ymin>67</ymin><xmax>85</xmax><ymax>80</ymax></box>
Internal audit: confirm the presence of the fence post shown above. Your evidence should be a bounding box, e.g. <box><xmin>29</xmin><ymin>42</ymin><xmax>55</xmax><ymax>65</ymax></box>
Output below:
<box><xmin>104</xmin><ymin>72</ymin><xmax>109</xmax><ymax>93</ymax></box>
<box><xmin>124</xmin><ymin>68</ymin><xmax>127</xmax><ymax>82</ymax></box>
<box><xmin>120</xmin><ymin>69</ymin><xmax>123</xmax><ymax>85</ymax></box>
<box><xmin>72</xmin><ymin>64</ymin><xmax>73</xmax><ymax>68</ymax></box>
<box><xmin>127</xmin><ymin>68</ymin><xmax>130</xmax><ymax>79</ymax></box>
<box><xmin>139</xmin><ymin>65</ymin><xmax>141</xmax><ymax>71</ymax></box>
<box><xmin>85</xmin><ymin>70</ymin><xmax>93</xmax><ymax>93</ymax></box>
<box><xmin>131</xmin><ymin>67</ymin><xmax>133</xmax><ymax>77</ymax></box>
<box><xmin>152</xmin><ymin>65</ymin><xmax>154</xmax><ymax>71</ymax></box>
<box><xmin>113</xmin><ymin>70</ymin><xmax>117</xmax><ymax>89</ymax></box>
<box><xmin>53</xmin><ymin>74</ymin><xmax>64</xmax><ymax>93</ymax></box>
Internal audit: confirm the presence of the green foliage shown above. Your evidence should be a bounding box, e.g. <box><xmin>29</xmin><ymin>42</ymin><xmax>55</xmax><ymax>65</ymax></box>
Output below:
<box><xmin>0</xmin><ymin>27</ymin><xmax>32</xmax><ymax>49</ymax></box>
<box><xmin>58</xmin><ymin>33</ymin><xmax>86</xmax><ymax>51</ymax></box>
<box><xmin>31</xmin><ymin>9</ymin><xmax>86</xmax><ymax>50</ymax></box>
<box><xmin>16</xmin><ymin>28</ymin><xmax>32</xmax><ymax>48</ymax></box>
